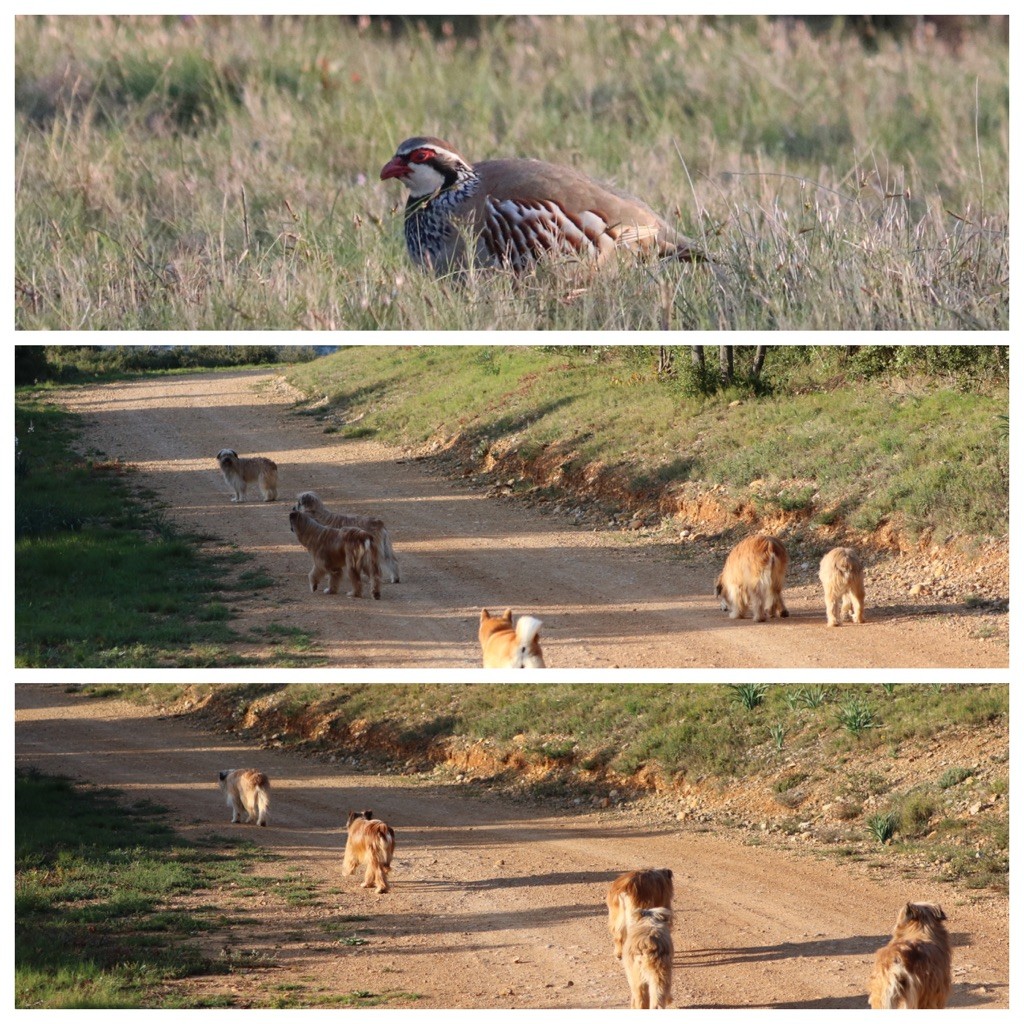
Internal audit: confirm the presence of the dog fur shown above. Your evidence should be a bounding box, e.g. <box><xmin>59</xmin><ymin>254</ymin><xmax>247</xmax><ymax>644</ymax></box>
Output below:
<box><xmin>216</xmin><ymin>448</ymin><xmax>278</xmax><ymax>502</ymax></box>
<box><xmin>293</xmin><ymin>491</ymin><xmax>400</xmax><ymax>584</ymax></box>
<box><xmin>622</xmin><ymin>906</ymin><xmax>674</xmax><ymax>1009</ymax></box>
<box><xmin>715</xmin><ymin>534</ymin><xmax>789</xmax><ymax>622</ymax></box>
<box><xmin>607</xmin><ymin>868</ymin><xmax>674</xmax><ymax>960</ymax></box>
<box><xmin>479</xmin><ymin>608</ymin><xmax>546</xmax><ymax>668</ymax></box>
<box><xmin>218</xmin><ymin>768</ymin><xmax>270</xmax><ymax>826</ymax></box>
<box><xmin>819</xmin><ymin>546</ymin><xmax>866</xmax><ymax>627</ymax></box>
<box><xmin>869</xmin><ymin>902</ymin><xmax>952</xmax><ymax>1009</ymax></box>
<box><xmin>289</xmin><ymin>510</ymin><xmax>382</xmax><ymax>598</ymax></box>
<box><xmin>342</xmin><ymin>810</ymin><xmax>396</xmax><ymax>893</ymax></box>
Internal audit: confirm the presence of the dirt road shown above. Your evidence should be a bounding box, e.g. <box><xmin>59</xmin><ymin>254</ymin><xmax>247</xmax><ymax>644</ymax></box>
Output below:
<box><xmin>52</xmin><ymin>368</ymin><xmax>1004</xmax><ymax>669</ymax></box>
<box><xmin>15</xmin><ymin>686</ymin><xmax>1007</xmax><ymax>1009</ymax></box>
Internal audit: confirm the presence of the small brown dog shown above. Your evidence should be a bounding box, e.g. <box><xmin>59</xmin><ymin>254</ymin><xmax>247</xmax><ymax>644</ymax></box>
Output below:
<box><xmin>607</xmin><ymin>868</ymin><xmax>674</xmax><ymax>960</ymax></box>
<box><xmin>819</xmin><ymin>546</ymin><xmax>866</xmax><ymax>626</ymax></box>
<box><xmin>218</xmin><ymin>768</ymin><xmax>270</xmax><ymax>826</ymax></box>
<box><xmin>293</xmin><ymin>491</ymin><xmax>400</xmax><ymax>584</ymax></box>
<box><xmin>289</xmin><ymin>510</ymin><xmax>382</xmax><ymax>598</ymax></box>
<box><xmin>868</xmin><ymin>902</ymin><xmax>952</xmax><ymax>1009</ymax></box>
<box><xmin>216</xmin><ymin>448</ymin><xmax>278</xmax><ymax>502</ymax></box>
<box><xmin>716</xmin><ymin>534</ymin><xmax>789</xmax><ymax>622</ymax></box>
<box><xmin>622</xmin><ymin>906</ymin><xmax>674</xmax><ymax>1009</ymax></box>
<box><xmin>342</xmin><ymin>810</ymin><xmax>396</xmax><ymax>894</ymax></box>
<box><xmin>478</xmin><ymin>608</ymin><xmax>546</xmax><ymax>668</ymax></box>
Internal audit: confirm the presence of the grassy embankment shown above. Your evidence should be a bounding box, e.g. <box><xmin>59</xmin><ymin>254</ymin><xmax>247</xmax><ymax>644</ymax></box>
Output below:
<box><xmin>14</xmin><ymin>393</ymin><xmax>319</xmax><ymax>667</ymax></box>
<box><xmin>288</xmin><ymin>345</ymin><xmax>1009</xmax><ymax>550</ymax></box>
<box><xmin>15</xmin><ymin>769</ymin><xmax>412</xmax><ymax>1008</ymax></box>
<box><xmin>104</xmin><ymin>683</ymin><xmax>1009</xmax><ymax>894</ymax></box>
<box><xmin>15</xmin><ymin>15</ymin><xmax>1007</xmax><ymax>329</ymax></box>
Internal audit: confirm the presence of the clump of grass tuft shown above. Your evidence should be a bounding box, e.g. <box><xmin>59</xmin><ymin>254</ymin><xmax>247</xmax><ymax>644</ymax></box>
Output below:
<box><xmin>866</xmin><ymin>811</ymin><xmax>899</xmax><ymax>844</ymax></box>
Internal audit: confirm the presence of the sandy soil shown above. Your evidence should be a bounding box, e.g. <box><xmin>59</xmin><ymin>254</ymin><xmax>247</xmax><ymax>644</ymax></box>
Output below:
<box><xmin>14</xmin><ymin>685</ymin><xmax>1008</xmax><ymax>1010</ymax></box>
<box><xmin>51</xmin><ymin>368</ymin><xmax>1006</xmax><ymax>669</ymax></box>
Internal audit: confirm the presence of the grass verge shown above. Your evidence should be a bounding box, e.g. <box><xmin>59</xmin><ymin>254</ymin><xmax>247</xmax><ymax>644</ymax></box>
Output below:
<box><xmin>15</xmin><ymin>769</ymin><xmax>275</xmax><ymax>1008</ymax></box>
<box><xmin>14</xmin><ymin>393</ymin><xmax>314</xmax><ymax>667</ymax></box>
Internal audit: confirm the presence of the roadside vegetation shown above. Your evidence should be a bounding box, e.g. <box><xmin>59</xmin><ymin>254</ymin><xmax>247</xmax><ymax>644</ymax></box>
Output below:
<box><xmin>288</xmin><ymin>344</ymin><xmax>1009</xmax><ymax>546</ymax></box>
<box><xmin>16</xmin><ymin>770</ymin><xmax>259</xmax><ymax>1007</ymax></box>
<box><xmin>14</xmin><ymin>392</ymin><xmax>319</xmax><ymax>667</ymax></box>
<box><xmin>15</xmin><ymin>15</ymin><xmax>1007</xmax><ymax>329</ymax></box>
<box><xmin>93</xmin><ymin>683</ymin><xmax>1009</xmax><ymax>894</ymax></box>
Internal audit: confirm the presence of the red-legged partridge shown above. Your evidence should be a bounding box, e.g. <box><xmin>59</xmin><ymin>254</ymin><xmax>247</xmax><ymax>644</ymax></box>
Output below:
<box><xmin>380</xmin><ymin>136</ymin><xmax>704</xmax><ymax>273</ymax></box>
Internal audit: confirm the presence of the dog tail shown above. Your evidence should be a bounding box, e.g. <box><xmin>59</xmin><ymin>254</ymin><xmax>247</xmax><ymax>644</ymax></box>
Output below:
<box><xmin>378</xmin><ymin>526</ymin><xmax>400</xmax><ymax>583</ymax></box>
<box><xmin>876</xmin><ymin>958</ymin><xmax>916</xmax><ymax>1009</ymax></box>
<box><xmin>253</xmin><ymin>772</ymin><xmax>270</xmax><ymax>827</ymax></box>
<box><xmin>513</xmin><ymin>616</ymin><xmax>544</xmax><ymax>667</ymax></box>
<box><xmin>361</xmin><ymin>536</ymin><xmax>383</xmax><ymax>600</ymax></box>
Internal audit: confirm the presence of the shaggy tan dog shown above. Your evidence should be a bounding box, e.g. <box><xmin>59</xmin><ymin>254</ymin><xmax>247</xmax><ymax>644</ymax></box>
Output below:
<box><xmin>289</xmin><ymin>510</ymin><xmax>381</xmax><ymax>599</ymax></box>
<box><xmin>622</xmin><ymin>906</ymin><xmax>674</xmax><ymax>1009</ymax></box>
<box><xmin>342</xmin><ymin>810</ymin><xmax>396</xmax><ymax>893</ymax></box>
<box><xmin>715</xmin><ymin>534</ymin><xmax>789</xmax><ymax>622</ymax></box>
<box><xmin>218</xmin><ymin>768</ymin><xmax>270</xmax><ymax>826</ymax></box>
<box><xmin>216</xmin><ymin>448</ymin><xmax>278</xmax><ymax>502</ymax></box>
<box><xmin>293</xmin><ymin>491</ymin><xmax>400</xmax><ymax>583</ymax></box>
<box><xmin>819</xmin><ymin>546</ymin><xmax>866</xmax><ymax>626</ymax></box>
<box><xmin>479</xmin><ymin>608</ymin><xmax>546</xmax><ymax>668</ymax></box>
<box><xmin>607</xmin><ymin>868</ymin><xmax>674</xmax><ymax>960</ymax></box>
<box><xmin>869</xmin><ymin>902</ymin><xmax>952</xmax><ymax>1009</ymax></box>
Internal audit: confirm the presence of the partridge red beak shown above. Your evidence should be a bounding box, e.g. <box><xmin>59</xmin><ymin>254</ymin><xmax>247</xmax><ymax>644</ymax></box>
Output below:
<box><xmin>380</xmin><ymin>156</ymin><xmax>410</xmax><ymax>180</ymax></box>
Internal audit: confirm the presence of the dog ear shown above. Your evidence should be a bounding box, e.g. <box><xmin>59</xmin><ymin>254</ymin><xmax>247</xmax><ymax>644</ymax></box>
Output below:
<box><xmin>218</xmin><ymin>770</ymin><xmax>229</xmax><ymax>781</ymax></box>
<box><xmin>364</xmin><ymin>810</ymin><xmax>373</xmax><ymax>819</ymax></box>
<box><xmin>480</xmin><ymin>608</ymin><xmax>492</xmax><ymax>622</ymax></box>
<box><xmin>501</xmin><ymin>608</ymin><xmax>513</xmax><ymax>622</ymax></box>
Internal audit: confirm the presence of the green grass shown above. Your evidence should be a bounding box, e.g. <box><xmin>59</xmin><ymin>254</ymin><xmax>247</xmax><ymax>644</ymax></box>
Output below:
<box><xmin>14</xmin><ymin>394</ymin><xmax>309</xmax><ymax>668</ymax></box>
<box><xmin>14</xmin><ymin>15</ymin><xmax>1008</xmax><ymax>329</ymax></box>
<box><xmin>286</xmin><ymin>345</ymin><xmax>1009</xmax><ymax>544</ymax></box>
<box><xmin>15</xmin><ymin>770</ymin><xmax>275</xmax><ymax>1008</ymax></box>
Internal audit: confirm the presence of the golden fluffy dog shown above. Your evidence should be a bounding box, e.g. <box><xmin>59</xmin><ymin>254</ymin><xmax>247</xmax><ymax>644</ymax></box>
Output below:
<box><xmin>218</xmin><ymin>768</ymin><xmax>270</xmax><ymax>826</ymax></box>
<box><xmin>479</xmin><ymin>608</ymin><xmax>546</xmax><ymax>668</ymax></box>
<box><xmin>607</xmin><ymin>868</ymin><xmax>674</xmax><ymax>960</ymax></box>
<box><xmin>819</xmin><ymin>546</ymin><xmax>866</xmax><ymax>626</ymax></box>
<box><xmin>216</xmin><ymin>448</ymin><xmax>278</xmax><ymax>502</ymax></box>
<box><xmin>869</xmin><ymin>902</ymin><xmax>952</xmax><ymax>1009</ymax></box>
<box><xmin>293</xmin><ymin>491</ymin><xmax>400</xmax><ymax>583</ymax></box>
<box><xmin>289</xmin><ymin>510</ymin><xmax>381</xmax><ymax>599</ymax></box>
<box><xmin>342</xmin><ymin>810</ymin><xmax>396</xmax><ymax>894</ymax></box>
<box><xmin>622</xmin><ymin>906</ymin><xmax>674</xmax><ymax>1009</ymax></box>
<box><xmin>715</xmin><ymin>534</ymin><xmax>789</xmax><ymax>622</ymax></box>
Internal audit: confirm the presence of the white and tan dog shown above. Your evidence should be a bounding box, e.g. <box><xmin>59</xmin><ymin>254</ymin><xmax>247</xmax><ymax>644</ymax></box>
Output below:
<box><xmin>607</xmin><ymin>868</ymin><xmax>674</xmax><ymax>961</ymax></box>
<box><xmin>293</xmin><ymin>491</ymin><xmax>400</xmax><ymax>583</ymax></box>
<box><xmin>716</xmin><ymin>534</ymin><xmax>789</xmax><ymax>622</ymax></box>
<box><xmin>479</xmin><ymin>608</ymin><xmax>546</xmax><ymax>668</ymax></box>
<box><xmin>819</xmin><ymin>546</ymin><xmax>866</xmax><ymax>626</ymax></box>
<box><xmin>869</xmin><ymin>902</ymin><xmax>952</xmax><ymax>1009</ymax></box>
<box><xmin>622</xmin><ymin>906</ymin><xmax>674</xmax><ymax>1009</ymax></box>
<box><xmin>342</xmin><ymin>810</ymin><xmax>396</xmax><ymax>894</ymax></box>
<box><xmin>216</xmin><ymin>448</ymin><xmax>278</xmax><ymax>502</ymax></box>
<box><xmin>289</xmin><ymin>510</ymin><xmax>382</xmax><ymax>599</ymax></box>
<box><xmin>218</xmin><ymin>768</ymin><xmax>270</xmax><ymax>826</ymax></box>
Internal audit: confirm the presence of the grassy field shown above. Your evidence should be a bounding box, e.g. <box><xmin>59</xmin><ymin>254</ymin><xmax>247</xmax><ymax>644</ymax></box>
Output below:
<box><xmin>287</xmin><ymin>345</ymin><xmax>1010</xmax><ymax>544</ymax></box>
<box><xmin>14</xmin><ymin>15</ymin><xmax>1008</xmax><ymax>329</ymax></box>
<box><xmin>14</xmin><ymin>392</ymin><xmax>319</xmax><ymax>667</ymax></box>
<box><xmin>99</xmin><ymin>682</ymin><xmax>1011</xmax><ymax>893</ymax></box>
